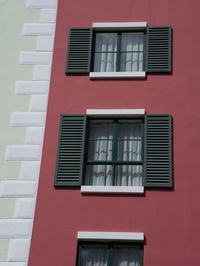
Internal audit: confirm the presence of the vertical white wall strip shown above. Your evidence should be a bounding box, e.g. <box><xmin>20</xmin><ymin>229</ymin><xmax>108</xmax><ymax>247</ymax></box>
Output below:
<box><xmin>1</xmin><ymin>0</ymin><xmax>58</xmax><ymax>265</ymax></box>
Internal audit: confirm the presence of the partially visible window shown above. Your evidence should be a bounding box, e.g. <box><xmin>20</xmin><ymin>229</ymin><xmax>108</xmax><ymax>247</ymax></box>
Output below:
<box><xmin>93</xmin><ymin>32</ymin><xmax>144</xmax><ymax>72</ymax></box>
<box><xmin>77</xmin><ymin>242</ymin><xmax>143</xmax><ymax>266</ymax></box>
<box><xmin>85</xmin><ymin>119</ymin><xmax>143</xmax><ymax>186</ymax></box>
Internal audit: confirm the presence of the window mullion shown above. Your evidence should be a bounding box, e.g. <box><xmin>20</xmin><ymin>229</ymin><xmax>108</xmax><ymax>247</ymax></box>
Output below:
<box><xmin>116</xmin><ymin>33</ymin><xmax>122</xmax><ymax>72</ymax></box>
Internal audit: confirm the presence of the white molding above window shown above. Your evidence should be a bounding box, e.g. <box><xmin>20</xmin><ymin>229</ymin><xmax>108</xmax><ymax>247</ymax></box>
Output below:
<box><xmin>86</xmin><ymin>109</ymin><xmax>145</xmax><ymax>115</ymax></box>
<box><xmin>77</xmin><ymin>231</ymin><xmax>144</xmax><ymax>242</ymax></box>
<box><xmin>90</xmin><ymin>71</ymin><xmax>146</xmax><ymax>79</ymax></box>
<box><xmin>81</xmin><ymin>186</ymin><xmax>144</xmax><ymax>194</ymax></box>
<box><xmin>93</xmin><ymin>22</ymin><xmax>147</xmax><ymax>30</ymax></box>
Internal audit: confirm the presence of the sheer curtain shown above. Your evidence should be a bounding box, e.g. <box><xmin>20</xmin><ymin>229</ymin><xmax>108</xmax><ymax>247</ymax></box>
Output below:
<box><xmin>85</xmin><ymin>121</ymin><xmax>142</xmax><ymax>187</ymax></box>
<box><xmin>120</xmin><ymin>33</ymin><xmax>144</xmax><ymax>72</ymax></box>
<box><xmin>80</xmin><ymin>246</ymin><xmax>107</xmax><ymax>266</ymax></box>
<box><xmin>93</xmin><ymin>32</ymin><xmax>143</xmax><ymax>72</ymax></box>
<box><xmin>94</xmin><ymin>33</ymin><xmax>117</xmax><ymax>72</ymax></box>
<box><xmin>80</xmin><ymin>245</ymin><xmax>142</xmax><ymax>266</ymax></box>
<box><xmin>85</xmin><ymin>121</ymin><xmax>113</xmax><ymax>186</ymax></box>
<box><xmin>113</xmin><ymin>246</ymin><xmax>142</xmax><ymax>266</ymax></box>
<box><xmin>116</xmin><ymin>122</ymin><xmax>142</xmax><ymax>186</ymax></box>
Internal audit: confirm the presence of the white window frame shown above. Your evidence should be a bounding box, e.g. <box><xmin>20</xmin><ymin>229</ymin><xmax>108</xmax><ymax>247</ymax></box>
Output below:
<box><xmin>90</xmin><ymin>22</ymin><xmax>147</xmax><ymax>79</ymax></box>
<box><xmin>81</xmin><ymin>109</ymin><xmax>145</xmax><ymax>194</ymax></box>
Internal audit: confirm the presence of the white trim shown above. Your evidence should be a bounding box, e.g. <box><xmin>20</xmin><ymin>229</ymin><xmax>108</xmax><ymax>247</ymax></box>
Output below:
<box><xmin>90</xmin><ymin>71</ymin><xmax>146</xmax><ymax>79</ymax></box>
<box><xmin>77</xmin><ymin>232</ymin><xmax>144</xmax><ymax>242</ymax></box>
<box><xmin>81</xmin><ymin>186</ymin><xmax>144</xmax><ymax>194</ymax></box>
<box><xmin>86</xmin><ymin>109</ymin><xmax>145</xmax><ymax>115</ymax></box>
<box><xmin>93</xmin><ymin>22</ymin><xmax>147</xmax><ymax>30</ymax></box>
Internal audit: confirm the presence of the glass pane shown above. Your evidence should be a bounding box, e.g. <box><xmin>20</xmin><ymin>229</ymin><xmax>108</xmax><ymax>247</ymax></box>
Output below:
<box><xmin>115</xmin><ymin>165</ymin><xmax>143</xmax><ymax>186</ymax></box>
<box><xmin>95</xmin><ymin>33</ymin><xmax>117</xmax><ymax>52</ymax></box>
<box><xmin>120</xmin><ymin>33</ymin><xmax>144</xmax><ymax>72</ymax></box>
<box><xmin>121</xmin><ymin>33</ymin><xmax>144</xmax><ymax>52</ymax></box>
<box><xmin>80</xmin><ymin>245</ymin><xmax>108</xmax><ymax>266</ymax></box>
<box><xmin>120</xmin><ymin>52</ymin><xmax>143</xmax><ymax>72</ymax></box>
<box><xmin>94</xmin><ymin>52</ymin><xmax>117</xmax><ymax>72</ymax></box>
<box><xmin>113</xmin><ymin>245</ymin><xmax>142</xmax><ymax>266</ymax></box>
<box><xmin>88</xmin><ymin>122</ymin><xmax>113</xmax><ymax>161</ymax></box>
<box><xmin>85</xmin><ymin>165</ymin><xmax>113</xmax><ymax>186</ymax></box>
<box><xmin>89</xmin><ymin>121</ymin><xmax>113</xmax><ymax>140</ymax></box>
<box><xmin>88</xmin><ymin>140</ymin><xmax>112</xmax><ymax>161</ymax></box>
<box><xmin>117</xmin><ymin>122</ymin><xmax>142</xmax><ymax>161</ymax></box>
<box><xmin>94</xmin><ymin>33</ymin><xmax>117</xmax><ymax>72</ymax></box>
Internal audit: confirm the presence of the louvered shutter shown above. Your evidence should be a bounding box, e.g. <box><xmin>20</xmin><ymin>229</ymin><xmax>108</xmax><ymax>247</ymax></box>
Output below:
<box><xmin>144</xmin><ymin>115</ymin><xmax>172</xmax><ymax>187</ymax></box>
<box><xmin>147</xmin><ymin>27</ymin><xmax>172</xmax><ymax>73</ymax></box>
<box><xmin>66</xmin><ymin>28</ymin><xmax>92</xmax><ymax>74</ymax></box>
<box><xmin>55</xmin><ymin>115</ymin><xmax>86</xmax><ymax>186</ymax></box>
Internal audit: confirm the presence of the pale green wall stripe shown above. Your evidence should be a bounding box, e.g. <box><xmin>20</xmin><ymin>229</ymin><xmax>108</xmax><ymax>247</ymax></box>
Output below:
<box><xmin>0</xmin><ymin>240</ymin><xmax>9</xmax><ymax>261</ymax></box>
<box><xmin>0</xmin><ymin>199</ymin><xmax>16</xmax><ymax>218</ymax></box>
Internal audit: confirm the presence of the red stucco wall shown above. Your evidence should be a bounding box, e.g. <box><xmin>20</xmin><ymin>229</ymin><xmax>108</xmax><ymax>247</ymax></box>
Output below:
<box><xmin>29</xmin><ymin>0</ymin><xmax>200</xmax><ymax>265</ymax></box>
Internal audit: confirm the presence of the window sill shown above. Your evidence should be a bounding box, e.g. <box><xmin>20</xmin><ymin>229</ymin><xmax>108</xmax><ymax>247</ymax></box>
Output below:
<box><xmin>89</xmin><ymin>72</ymin><xmax>146</xmax><ymax>79</ymax></box>
<box><xmin>81</xmin><ymin>186</ymin><xmax>144</xmax><ymax>194</ymax></box>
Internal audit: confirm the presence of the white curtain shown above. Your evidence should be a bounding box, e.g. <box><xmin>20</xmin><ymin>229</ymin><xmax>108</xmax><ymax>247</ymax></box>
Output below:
<box><xmin>113</xmin><ymin>246</ymin><xmax>141</xmax><ymax>266</ymax></box>
<box><xmin>120</xmin><ymin>33</ymin><xmax>144</xmax><ymax>72</ymax></box>
<box><xmin>80</xmin><ymin>246</ymin><xmax>107</xmax><ymax>266</ymax></box>
<box><xmin>80</xmin><ymin>245</ymin><xmax>141</xmax><ymax>266</ymax></box>
<box><xmin>116</xmin><ymin>122</ymin><xmax>142</xmax><ymax>186</ymax></box>
<box><xmin>93</xmin><ymin>33</ymin><xmax>143</xmax><ymax>72</ymax></box>
<box><xmin>85</xmin><ymin>121</ymin><xmax>142</xmax><ymax>186</ymax></box>
<box><xmin>86</xmin><ymin>121</ymin><xmax>113</xmax><ymax>186</ymax></box>
<box><xmin>94</xmin><ymin>33</ymin><xmax>117</xmax><ymax>72</ymax></box>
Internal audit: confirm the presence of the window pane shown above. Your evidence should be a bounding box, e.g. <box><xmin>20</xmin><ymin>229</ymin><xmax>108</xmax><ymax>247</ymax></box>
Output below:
<box><xmin>88</xmin><ymin>122</ymin><xmax>113</xmax><ymax>161</ymax></box>
<box><xmin>94</xmin><ymin>52</ymin><xmax>117</xmax><ymax>72</ymax></box>
<box><xmin>88</xmin><ymin>140</ymin><xmax>112</xmax><ymax>161</ymax></box>
<box><xmin>115</xmin><ymin>165</ymin><xmax>143</xmax><ymax>186</ymax></box>
<box><xmin>80</xmin><ymin>245</ymin><xmax>108</xmax><ymax>266</ymax></box>
<box><xmin>120</xmin><ymin>33</ymin><xmax>144</xmax><ymax>72</ymax></box>
<box><xmin>121</xmin><ymin>33</ymin><xmax>144</xmax><ymax>52</ymax></box>
<box><xmin>94</xmin><ymin>33</ymin><xmax>117</xmax><ymax>72</ymax></box>
<box><xmin>120</xmin><ymin>52</ymin><xmax>143</xmax><ymax>72</ymax></box>
<box><xmin>117</xmin><ymin>122</ymin><xmax>142</xmax><ymax>161</ymax></box>
<box><xmin>89</xmin><ymin>121</ymin><xmax>113</xmax><ymax>140</ymax></box>
<box><xmin>85</xmin><ymin>165</ymin><xmax>113</xmax><ymax>186</ymax></box>
<box><xmin>95</xmin><ymin>33</ymin><xmax>117</xmax><ymax>52</ymax></box>
<box><xmin>113</xmin><ymin>245</ymin><xmax>142</xmax><ymax>266</ymax></box>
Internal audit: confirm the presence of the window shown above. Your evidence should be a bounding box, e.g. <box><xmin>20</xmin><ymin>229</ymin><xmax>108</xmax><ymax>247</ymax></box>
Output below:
<box><xmin>66</xmin><ymin>23</ymin><xmax>172</xmax><ymax>77</ymax></box>
<box><xmin>77</xmin><ymin>242</ymin><xmax>143</xmax><ymax>266</ymax></box>
<box><xmin>85</xmin><ymin>119</ymin><xmax>143</xmax><ymax>187</ymax></box>
<box><xmin>93</xmin><ymin>32</ymin><xmax>144</xmax><ymax>72</ymax></box>
<box><xmin>54</xmin><ymin>111</ymin><xmax>173</xmax><ymax>190</ymax></box>
<box><xmin>77</xmin><ymin>231</ymin><xmax>144</xmax><ymax>266</ymax></box>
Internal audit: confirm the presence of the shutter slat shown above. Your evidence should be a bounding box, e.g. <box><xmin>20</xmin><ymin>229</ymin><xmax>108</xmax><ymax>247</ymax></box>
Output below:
<box><xmin>147</xmin><ymin>27</ymin><xmax>172</xmax><ymax>73</ymax></box>
<box><xmin>55</xmin><ymin>115</ymin><xmax>86</xmax><ymax>187</ymax></box>
<box><xmin>66</xmin><ymin>28</ymin><xmax>92</xmax><ymax>74</ymax></box>
<box><xmin>144</xmin><ymin>115</ymin><xmax>172</xmax><ymax>187</ymax></box>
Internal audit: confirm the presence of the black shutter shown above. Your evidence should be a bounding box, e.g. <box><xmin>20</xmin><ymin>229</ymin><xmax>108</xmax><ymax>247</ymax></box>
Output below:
<box><xmin>66</xmin><ymin>28</ymin><xmax>92</xmax><ymax>74</ymax></box>
<box><xmin>147</xmin><ymin>27</ymin><xmax>172</xmax><ymax>73</ymax></box>
<box><xmin>55</xmin><ymin>115</ymin><xmax>86</xmax><ymax>187</ymax></box>
<box><xmin>144</xmin><ymin>115</ymin><xmax>172</xmax><ymax>187</ymax></box>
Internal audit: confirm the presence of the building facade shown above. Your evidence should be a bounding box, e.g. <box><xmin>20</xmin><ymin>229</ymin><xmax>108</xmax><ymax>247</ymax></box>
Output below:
<box><xmin>1</xmin><ymin>0</ymin><xmax>200</xmax><ymax>265</ymax></box>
